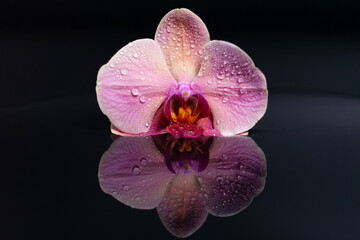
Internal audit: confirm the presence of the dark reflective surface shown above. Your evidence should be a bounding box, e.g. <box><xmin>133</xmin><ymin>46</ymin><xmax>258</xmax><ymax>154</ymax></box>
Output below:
<box><xmin>2</xmin><ymin>93</ymin><xmax>360</xmax><ymax>239</ymax></box>
<box><xmin>98</xmin><ymin>136</ymin><xmax>266</xmax><ymax>237</ymax></box>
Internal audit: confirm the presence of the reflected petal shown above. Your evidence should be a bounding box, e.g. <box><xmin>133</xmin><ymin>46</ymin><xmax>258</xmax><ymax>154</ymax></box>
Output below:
<box><xmin>198</xmin><ymin>136</ymin><xmax>266</xmax><ymax>216</ymax></box>
<box><xmin>192</xmin><ymin>40</ymin><xmax>267</xmax><ymax>136</ymax></box>
<box><xmin>155</xmin><ymin>8</ymin><xmax>210</xmax><ymax>83</ymax></box>
<box><xmin>157</xmin><ymin>174</ymin><xmax>208</xmax><ymax>238</ymax></box>
<box><xmin>98</xmin><ymin>137</ymin><xmax>174</xmax><ymax>209</ymax></box>
<box><xmin>97</xmin><ymin>39</ymin><xmax>177</xmax><ymax>134</ymax></box>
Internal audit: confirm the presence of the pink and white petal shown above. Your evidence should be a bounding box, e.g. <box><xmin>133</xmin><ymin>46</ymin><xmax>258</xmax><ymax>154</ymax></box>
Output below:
<box><xmin>157</xmin><ymin>174</ymin><xmax>208</xmax><ymax>238</ymax></box>
<box><xmin>97</xmin><ymin>39</ymin><xmax>177</xmax><ymax>134</ymax></box>
<box><xmin>155</xmin><ymin>8</ymin><xmax>210</xmax><ymax>83</ymax></box>
<box><xmin>98</xmin><ymin>137</ymin><xmax>174</xmax><ymax>209</ymax></box>
<box><xmin>191</xmin><ymin>40</ymin><xmax>268</xmax><ymax>136</ymax></box>
<box><xmin>197</xmin><ymin>136</ymin><xmax>266</xmax><ymax>217</ymax></box>
<box><xmin>110</xmin><ymin>103</ymin><xmax>169</xmax><ymax>136</ymax></box>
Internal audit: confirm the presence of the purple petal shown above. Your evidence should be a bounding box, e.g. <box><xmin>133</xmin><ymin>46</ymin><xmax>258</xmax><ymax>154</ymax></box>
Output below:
<box><xmin>98</xmin><ymin>137</ymin><xmax>174</xmax><ymax>209</ymax></box>
<box><xmin>198</xmin><ymin>136</ymin><xmax>267</xmax><ymax>217</ymax></box>
<box><xmin>96</xmin><ymin>39</ymin><xmax>177</xmax><ymax>134</ymax></box>
<box><xmin>191</xmin><ymin>40</ymin><xmax>268</xmax><ymax>136</ymax></box>
<box><xmin>155</xmin><ymin>8</ymin><xmax>210</xmax><ymax>83</ymax></box>
<box><xmin>157</xmin><ymin>174</ymin><xmax>208</xmax><ymax>238</ymax></box>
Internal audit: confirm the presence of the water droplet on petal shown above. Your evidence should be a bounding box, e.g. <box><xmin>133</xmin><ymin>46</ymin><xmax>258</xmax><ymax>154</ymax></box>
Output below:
<box><xmin>190</xmin><ymin>44</ymin><xmax>195</xmax><ymax>48</ymax></box>
<box><xmin>140</xmin><ymin>70</ymin><xmax>144</xmax><ymax>75</ymax></box>
<box><xmin>132</xmin><ymin>165</ymin><xmax>141</xmax><ymax>175</ymax></box>
<box><xmin>216</xmin><ymin>119</ymin><xmax>220</xmax><ymax>125</ymax></box>
<box><xmin>216</xmin><ymin>73</ymin><xmax>225</xmax><ymax>80</ymax></box>
<box><xmin>145</xmin><ymin>122</ymin><xmax>149</xmax><ymax>128</ymax></box>
<box><xmin>139</xmin><ymin>96</ymin><xmax>146</xmax><ymax>103</ymax></box>
<box><xmin>109</xmin><ymin>63</ymin><xmax>114</xmax><ymax>68</ymax></box>
<box><xmin>166</xmin><ymin>25</ymin><xmax>171</xmax><ymax>33</ymax></box>
<box><xmin>131</xmin><ymin>88</ymin><xmax>139</xmax><ymax>96</ymax></box>
<box><xmin>222</xmin><ymin>97</ymin><xmax>228</xmax><ymax>103</ymax></box>
<box><xmin>121</xmin><ymin>69</ymin><xmax>128</xmax><ymax>75</ymax></box>
<box><xmin>180</xmin><ymin>65</ymin><xmax>187</xmax><ymax>72</ymax></box>
<box><xmin>133</xmin><ymin>52</ymin><xmax>139</xmax><ymax>58</ymax></box>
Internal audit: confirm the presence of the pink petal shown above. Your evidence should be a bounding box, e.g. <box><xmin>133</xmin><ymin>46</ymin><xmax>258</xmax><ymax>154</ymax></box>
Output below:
<box><xmin>191</xmin><ymin>40</ymin><xmax>268</xmax><ymax>136</ymax></box>
<box><xmin>110</xmin><ymin>103</ymin><xmax>169</xmax><ymax>136</ymax></box>
<box><xmin>198</xmin><ymin>136</ymin><xmax>266</xmax><ymax>217</ymax></box>
<box><xmin>155</xmin><ymin>8</ymin><xmax>210</xmax><ymax>83</ymax></box>
<box><xmin>98</xmin><ymin>137</ymin><xmax>174</xmax><ymax>209</ymax></box>
<box><xmin>97</xmin><ymin>39</ymin><xmax>177</xmax><ymax>134</ymax></box>
<box><xmin>157</xmin><ymin>174</ymin><xmax>208</xmax><ymax>238</ymax></box>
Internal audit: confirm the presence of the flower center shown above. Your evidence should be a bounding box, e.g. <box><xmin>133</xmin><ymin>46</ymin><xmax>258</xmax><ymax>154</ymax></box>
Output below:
<box><xmin>170</xmin><ymin>105</ymin><xmax>200</xmax><ymax>124</ymax></box>
<box><xmin>164</xmin><ymin>83</ymin><xmax>210</xmax><ymax>138</ymax></box>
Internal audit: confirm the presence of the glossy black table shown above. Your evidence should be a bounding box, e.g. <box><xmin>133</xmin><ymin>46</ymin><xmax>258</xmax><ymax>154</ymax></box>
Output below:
<box><xmin>2</xmin><ymin>92</ymin><xmax>360</xmax><ymax>239</ymax></box>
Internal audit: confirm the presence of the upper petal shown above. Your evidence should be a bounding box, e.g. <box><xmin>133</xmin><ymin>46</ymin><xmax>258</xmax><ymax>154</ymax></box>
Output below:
<box><xmin>197</xmin><ymin>136</ymin><xmax>267</xmax><ymax>217</ymax></box>
<box><xmin>155</xmin><ymin>8</ymin><xmax>210</xmax><ymax>83</ymax></box>
<box><xmin>98</xmin><ymin>137</ymin><xmax>174</xmax><ymax>209</ymax></box>
<box><xmin>96</xmin><ymin>39</ymin><xmax>177</xmax><ymax>134</ymax></box>
<box><xmin>157</xmin><ymin>174</ymin><xmax>208</xmax><ymax>238</ymax></box>
<box><xmin>191</xmin><ymin>40</ymin><xmax>268</xmax><ymax>136</ymax></box>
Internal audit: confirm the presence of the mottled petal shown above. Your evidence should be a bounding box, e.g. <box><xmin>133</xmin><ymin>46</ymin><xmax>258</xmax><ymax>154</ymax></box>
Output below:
<box><xmin>98</xmin><ymin>137</ymin><xmax>174</xmax><ymax>209</ymax></box>
<box><xmin>155</xmin><ymin>8</ymin><xmax>210</xmax><ymax>83</ymax></box>
<box><xmin>198</xmin><ymin>136</ymin><xmax>266</xmax><ymax>217</ymax></box>
<box><xmin>157</xmin><ymin>174</ymin><xmax>208</xmax><ymax>238</ymax></box>
<box><xmin>192</xmin><ymin>40</ymin><xmax>268</xmax><ymax>136</ymax></box>
<box><xmin>97</xmin><ymin>39</ymin><xmax>177</xmax><ymax>134</ymax></box>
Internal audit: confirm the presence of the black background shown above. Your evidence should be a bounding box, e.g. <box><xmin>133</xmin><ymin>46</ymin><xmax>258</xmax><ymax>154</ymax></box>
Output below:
<box><xmin>1</xmin><ymin>0</ymin><xmax>360</xmax><ymax>239</ymax></box>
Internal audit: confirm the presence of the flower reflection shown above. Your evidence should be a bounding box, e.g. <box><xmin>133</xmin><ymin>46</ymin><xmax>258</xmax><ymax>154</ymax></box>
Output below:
<box><xmin>98</xmin><ymin>136</ymin><xmax>266</xmax><ymax>237</ymax></box>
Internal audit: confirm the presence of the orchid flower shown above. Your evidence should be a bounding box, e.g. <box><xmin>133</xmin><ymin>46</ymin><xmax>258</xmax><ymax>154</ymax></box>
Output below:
<box><xmin>96</xmin><ymin>8</ymin><xmax>267</xmax><ymax>138</ymax></box>
<box><xmin>98</xmin><ymin>136</ymin><xmax>266</xmax><ymax>237</ymax></box>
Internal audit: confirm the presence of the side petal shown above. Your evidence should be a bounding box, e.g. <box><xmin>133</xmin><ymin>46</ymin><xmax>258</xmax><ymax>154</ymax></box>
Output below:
<box><xmin>157</xmin><ymin>174</ymin><xmax>208</xmax><ymax>238</ymax></box>
<box><xmin>110</xmin><ymin>103</ymin><xmax>170</xmax><ymax>136</ymax></box>
<box><xmin>197</xmin><ymin>136</ymin><xmax>267</xmax><ymax>217</ymax></box>
<box><xmin>96</xmin><ymin>39</ymin><xmax>177</xmax><ymax>134</ymax></box>
<box><xmin>155</xmin><ymin>8</ymin><xmax>210</xmax><ymax>83</ymax></box>
<box><xmin>98</xmin><ymin>137</ymin><xmax>174</xmax><ymax>209</ymax></box>
<box><xmin>191</xmin><ymin>40</ymin><xmax>268</xmax><ymax>136</ymax></box>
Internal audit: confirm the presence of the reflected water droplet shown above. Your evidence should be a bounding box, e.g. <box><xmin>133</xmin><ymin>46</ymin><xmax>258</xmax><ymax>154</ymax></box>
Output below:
<box><xmin>132</xmin><ymin>166</ymin><xmax>141</xmax><ymax>175</ymax></box>
<box><xmin>140</xmin><ymin>158</ymin><xmax>148</xmax><ymax>166</ymax></box>
<box><xmin>216</xmin><ymin>176</ymin><xmax>224</xmax><ymax>182</ymax></box>
<box><xmin>122</xmin><ymin>185</ymin><xmax>130</xmax><ymax>191</ymax></box>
